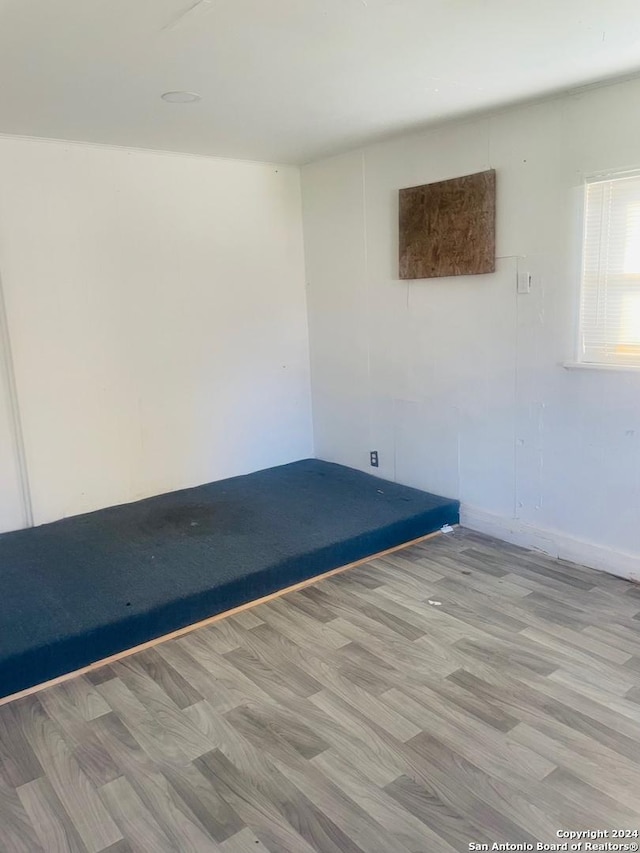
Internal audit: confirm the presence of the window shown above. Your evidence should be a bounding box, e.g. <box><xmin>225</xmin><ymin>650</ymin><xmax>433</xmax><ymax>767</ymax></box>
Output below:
<box><xmin>579</xmin><ymin>170</ymin><xmax>640</xmax><ymax>367</ymax></box>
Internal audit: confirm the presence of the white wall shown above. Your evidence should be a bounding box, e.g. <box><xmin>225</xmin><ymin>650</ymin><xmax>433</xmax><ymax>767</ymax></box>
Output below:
<box><xmin>0</xmin><ymin>136</ymin><xmax>312</xmax><ymax>528</ymax></box>
<box><xmin>302</xmin><ymin>77</ymin><xmax>640</xmax><ymax>581</ymax></box>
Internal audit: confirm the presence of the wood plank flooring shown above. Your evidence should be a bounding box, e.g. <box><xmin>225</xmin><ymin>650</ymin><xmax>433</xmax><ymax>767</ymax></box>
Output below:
<box><xmin>1</xmin><ymin>527</ymin><xmax>640</xmax><ymax>852</ymax></box>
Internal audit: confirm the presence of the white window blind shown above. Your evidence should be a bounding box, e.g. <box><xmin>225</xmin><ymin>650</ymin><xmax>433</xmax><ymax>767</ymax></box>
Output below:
<box><xmin>580</xmin><ymin>171</ymin><xmax>640</xmax><ymax>366</ymax></box>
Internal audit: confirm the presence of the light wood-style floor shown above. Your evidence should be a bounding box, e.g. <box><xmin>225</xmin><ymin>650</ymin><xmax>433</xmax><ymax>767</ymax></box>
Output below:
<box><xmin>1</xmin><ymin>528</ymin><xmax>640</xmax><ymax>852</ymax></box>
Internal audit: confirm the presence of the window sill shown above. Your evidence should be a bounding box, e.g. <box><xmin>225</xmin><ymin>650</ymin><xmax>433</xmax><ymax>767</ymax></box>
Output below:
<box><xmin>563</xmin><ymin>361</ymin><xmax>640</xmax><ymax>374</ymax></box>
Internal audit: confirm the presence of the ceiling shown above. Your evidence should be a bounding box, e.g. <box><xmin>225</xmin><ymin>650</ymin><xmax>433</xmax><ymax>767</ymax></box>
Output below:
<box><xmin>1</xmin><ymin>0</ymin><xmax>640</xmax><ymax>164</ymax></box>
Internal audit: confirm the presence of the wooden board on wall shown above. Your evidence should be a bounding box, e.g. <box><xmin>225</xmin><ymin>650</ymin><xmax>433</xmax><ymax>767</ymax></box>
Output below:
<box><xmin>399</xmin><ymin>169</ymin><xmax>496</xmax><ymax>280</ymax></box>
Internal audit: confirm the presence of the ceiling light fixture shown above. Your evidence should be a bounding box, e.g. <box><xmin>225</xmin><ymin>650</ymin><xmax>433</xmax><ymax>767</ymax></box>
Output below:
<box><xmin>161</xmin><ymin>91</ymin><xmax>202</xmax><ymax>104</ymax></box>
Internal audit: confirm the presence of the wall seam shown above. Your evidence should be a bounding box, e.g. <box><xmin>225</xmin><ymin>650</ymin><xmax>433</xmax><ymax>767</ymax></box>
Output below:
<box><xmin>0</xmin><ymin>269</ymin><xmax>34</xmax><ymax>528</ymax></box>
<box><xmin>361</xmin><ymin>150</ymin><xmax>376</xmax><ymax>472</ymax></box>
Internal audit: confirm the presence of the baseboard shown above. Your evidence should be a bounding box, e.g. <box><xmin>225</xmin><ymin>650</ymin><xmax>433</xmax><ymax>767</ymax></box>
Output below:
<box><xmin>460</xmin><ymin>504</ymin><xmax>640</xmax><ymax>584</ymax></box>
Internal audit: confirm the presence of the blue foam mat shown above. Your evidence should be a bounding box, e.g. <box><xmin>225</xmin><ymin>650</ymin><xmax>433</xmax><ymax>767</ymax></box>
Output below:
<box><xmin>0</xmin><ymin>459</ymin><xmax>459</xmax><ymax>698</ymax></box>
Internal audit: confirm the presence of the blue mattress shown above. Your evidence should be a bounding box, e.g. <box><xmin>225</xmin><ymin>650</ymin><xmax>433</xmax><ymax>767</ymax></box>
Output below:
<box><xmin>0</xmin><ymin>459</ymin><xmax>459</xmax><ymax>699</ymax></box>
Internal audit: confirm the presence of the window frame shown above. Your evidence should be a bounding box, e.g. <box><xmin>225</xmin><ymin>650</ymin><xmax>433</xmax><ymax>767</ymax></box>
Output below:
<box><xmin>572</xmin><ymin>166</ymin><xmax>640</xmax><ymax>372</ymax></box>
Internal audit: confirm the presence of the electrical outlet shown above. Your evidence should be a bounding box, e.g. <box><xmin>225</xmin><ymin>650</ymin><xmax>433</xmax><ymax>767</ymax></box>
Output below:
<box><xmin>370</xmin><ymin>450</ymin><xmax>379</xmax><ymax>467</ymax></box>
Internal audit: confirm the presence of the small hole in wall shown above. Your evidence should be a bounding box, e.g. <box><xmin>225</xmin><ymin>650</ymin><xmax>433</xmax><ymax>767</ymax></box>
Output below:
<box><xmin>125</xmin><ymin>602</ymin><xmax>131</xmax><ymax>607</ymax></box>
